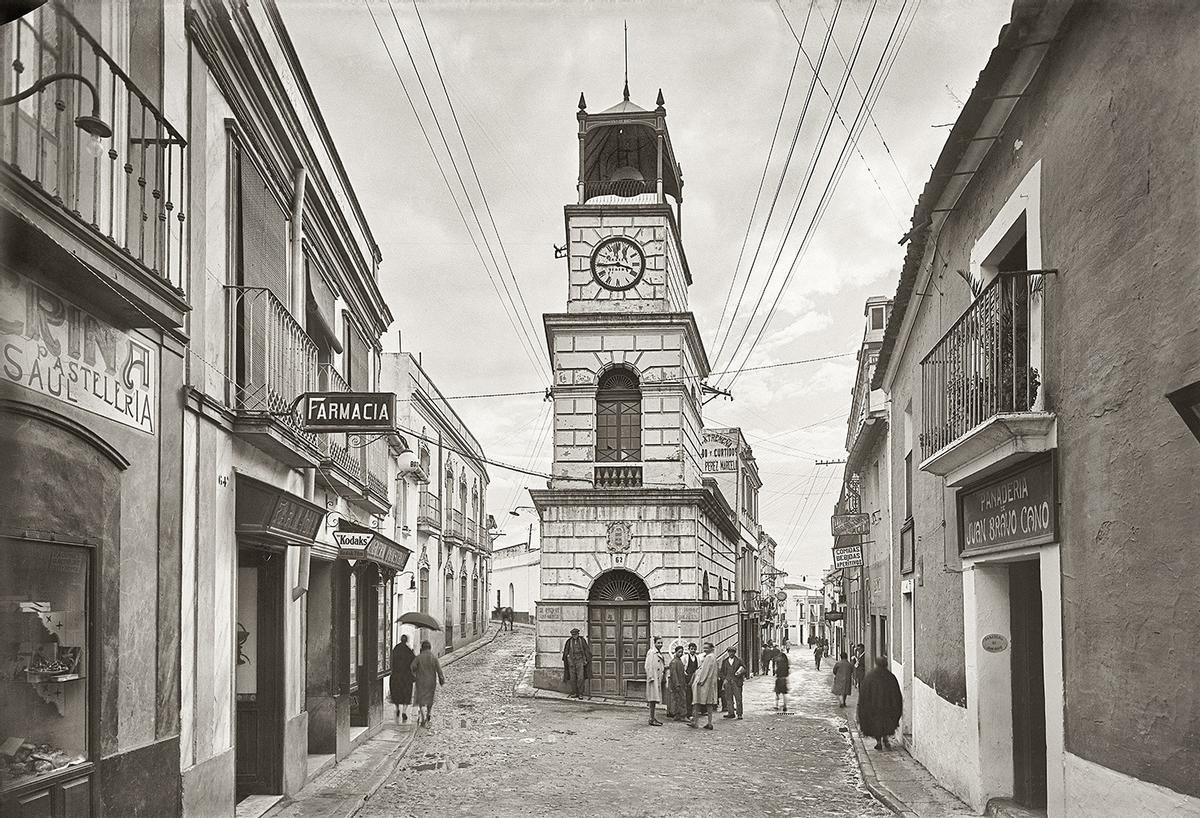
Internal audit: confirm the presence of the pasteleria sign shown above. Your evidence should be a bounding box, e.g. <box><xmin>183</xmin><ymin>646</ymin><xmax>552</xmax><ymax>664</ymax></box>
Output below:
<box><xmin>303</xmin><ymin>392</ymin><xmax>396</xmax><ymax>432</ymax></box>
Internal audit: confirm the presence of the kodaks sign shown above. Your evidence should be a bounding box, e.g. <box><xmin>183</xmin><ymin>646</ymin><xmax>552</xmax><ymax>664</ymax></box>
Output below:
<box><xmin>958</xmin><ymin>454</ymin><xmax>1057</xmax><ymax>556</ymax></box>
<box><xmin>1</xmin><ymin>269</ymin><xmax>157</xmax><ymax>434</ymax></box>
<box><xmin>333</xmin><ymin>529</ymin><xmax>410</xmax><ymax>572</ymax></box>
<box><xmin>303</xmin><ymin>392</ymin><xmax>396</xmax><ymax>432</ymax></box>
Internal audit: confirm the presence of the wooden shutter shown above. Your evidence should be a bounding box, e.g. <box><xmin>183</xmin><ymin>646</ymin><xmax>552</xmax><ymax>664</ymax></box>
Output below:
<box><xmin>344</xmin><ymin>318</ymin><xmax>369</xmax><ymax>391</ymax></box>
<box><xmin>239</xmin><ymin>152</ymin><xmax>288</xmax><ymax>305</ymax></box>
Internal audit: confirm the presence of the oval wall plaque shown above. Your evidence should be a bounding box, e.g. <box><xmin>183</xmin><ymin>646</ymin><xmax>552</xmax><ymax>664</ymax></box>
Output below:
<box><xmin>982</xmin><ymin>633</ymin><xmax>1009</xmax><ymax>653</ymax></box>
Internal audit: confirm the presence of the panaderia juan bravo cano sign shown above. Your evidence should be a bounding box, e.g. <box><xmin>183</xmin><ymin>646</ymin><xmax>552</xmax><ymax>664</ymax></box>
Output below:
<box><xmin>958</xmin><ymin>454</ymin><xmax>1057</xmax><ymax>556</ymax></box>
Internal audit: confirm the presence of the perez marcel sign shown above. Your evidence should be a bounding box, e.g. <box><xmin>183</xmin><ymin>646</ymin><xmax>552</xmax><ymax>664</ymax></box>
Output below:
<box><xmin>958</xmin><ymin>454</ymin><xmax>1057</xmax><ymax>557</ymax></box>
<box><xmin>303</xmin><ymin>392</ymin><xmax>396</xmax><ymax>432</ymax></box>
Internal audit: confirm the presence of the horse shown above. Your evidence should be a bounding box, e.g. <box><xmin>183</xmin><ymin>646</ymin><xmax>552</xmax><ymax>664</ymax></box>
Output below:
<box><xmin>497</xmin><ymin>606</ymin><xmax>515</xmax><ymax>632</ymax></box>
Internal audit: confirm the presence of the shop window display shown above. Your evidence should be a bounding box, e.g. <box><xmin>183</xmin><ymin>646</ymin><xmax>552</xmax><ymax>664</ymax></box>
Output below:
<box><xmin>0</xmin><ymin>541</ymin><xmax>90</xmax><ymax>791</ymax></box>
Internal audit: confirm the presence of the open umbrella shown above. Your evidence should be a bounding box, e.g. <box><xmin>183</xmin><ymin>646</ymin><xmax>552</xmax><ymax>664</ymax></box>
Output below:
<box><xmin>398</xmin><ymin>611</ymin><xmax>442</xmax><ymax>631</ymax></box>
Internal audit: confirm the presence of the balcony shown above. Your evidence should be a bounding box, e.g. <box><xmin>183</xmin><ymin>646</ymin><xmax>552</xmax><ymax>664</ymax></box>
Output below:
<box><xmin>444</xmin><ymin>509</ymin><xmax>465</xmax><ymax>545</ymax></box>
<box><xmin>416</xmin><ymin>491</ymin><xmax>441</xmax><ymax>532</ymax></box>
<box><xmin>363</xmin><ymin>435</ymin><xmax>390</xmax><ymax>512</ymax></box>
<box><xmin>594</xmin><ymin>464</ymin><xmax>643</xmax><ymax>488</ymax></box>
<box><xmin>0</xmin><ymin>2</ymin><xmax>188</xmax><ymax>328</ymax></box>
<box><xmin>919</xmin><ymin>272</ymin><xmax>1055</xmax><ymax>486</ymax></box>
<box><xmin>225</xmin><ymin>285</ymin><xmax>319</xmax><ymax>467</ymax></box>
<box><xmin>466</xmin><ymin>517</ymin><xmax>478</xmax><ymax>548</ymax></box>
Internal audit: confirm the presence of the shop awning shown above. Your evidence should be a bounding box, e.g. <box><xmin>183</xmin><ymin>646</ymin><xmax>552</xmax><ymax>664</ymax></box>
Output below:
<box><xmin>235</xmin><ymin>474</ymin><xmax>325</xmax><ymax>544</ymax></box>
<box><xmin>334</xmin><ymin>519</ymin><xmax>411</xmax><ymax>573</ymax></box>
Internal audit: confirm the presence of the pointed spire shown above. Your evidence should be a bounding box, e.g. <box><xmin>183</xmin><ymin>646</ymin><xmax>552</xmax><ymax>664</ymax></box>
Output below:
<box><xmin>656</xmin><ymin>88</ymin><xmax>665</xmax><ymax>112</ymax></box>
<box><xmin>623</xmin><ymin>78</ymin><xmax>630</xmax><ymax>102</ymax></box>
<box><xmin>622</xmin><ymin>20</ymin><xmax>630</xmax><ymax>101</ymax></box>
<box><xmin>578</xmin><ymin>92</ymin><xmax>587</xmax><ymax>111</ymax></box>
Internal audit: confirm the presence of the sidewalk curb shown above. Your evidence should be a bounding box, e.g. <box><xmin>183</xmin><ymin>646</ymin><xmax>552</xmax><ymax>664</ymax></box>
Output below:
<box><xmin>342</xmin><ymin>729</ymin><xmax>419</xmax><ymax>818</ymax></box>
<box><xmin>511</xmin><ymin>650</ymin><xmax>642</xmax><ymax>710</ymax></box>
<box><xmin>841</xmin><ymin>714</ymin><xmax>918</xmax><ymax>817</ymax></box>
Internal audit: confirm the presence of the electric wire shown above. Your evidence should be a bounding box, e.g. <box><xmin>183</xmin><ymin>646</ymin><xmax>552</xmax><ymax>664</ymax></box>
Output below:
<box><xmin>720</xmin><ymin>0</ymin><xmax>913</xmax><ymax>392</ymax></box>
<box><xmin>715</xmin><ymin>0</ymin><xmax>881</xmax><ymax>389</ymax></box>
<box><xmin>365</xmin><ymin>1</ymin><xmax>548</xmax><ymax>382</ymax></box>
<box><xmin>409</xmin><ymin>0</ymin><xmax>549</xmax><ymax>372</ymax></box>
<box><xmin>711</xmin><ymin>0</ymin><xmax>815</xmax><ymax>354</ymax></box>
<box><xmin>709</xmin><ymin>0</ymin><xmax>844</xmax><ymax>371</ymax></box>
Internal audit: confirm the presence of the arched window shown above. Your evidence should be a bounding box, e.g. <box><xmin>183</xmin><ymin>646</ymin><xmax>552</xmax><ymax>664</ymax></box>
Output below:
<box><xmin>595</xmin><ymin>367</ymin><xmax>641</xmax><ymax>462</ymax></box>
<box><xmin>419</xmin><ymin>566</ymin><xmax>429</xmax><ymax>614</ymax></box>
<box><xmin>588</xmin><ymin>569</ymin><xmax>650</xmax><ymax>601</ymax></box>
<box><xmin>419</xmin><ymin>446</ymin><xmax>430</xmax><ymax>478</ymax></box>
<box><xmin>508</xmin><ymin>582</ymin><xmax>515</xmax><ymax>609</ymax></box>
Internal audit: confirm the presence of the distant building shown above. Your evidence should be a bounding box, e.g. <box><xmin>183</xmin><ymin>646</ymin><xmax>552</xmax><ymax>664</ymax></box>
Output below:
<box><xmin>489</xmin><ymin>508</ymin><xmax>540</xmax><ymax>624</ymax></box>
<box><xmin>785</xmin><ymin>580</ymin><xmax>824</xmax><ymax>646</ymax></box>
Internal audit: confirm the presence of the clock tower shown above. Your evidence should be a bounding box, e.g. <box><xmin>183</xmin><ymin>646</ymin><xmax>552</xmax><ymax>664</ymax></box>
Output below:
<box><xmin>530</xmin><ymin>87</ymin><xmax>740</xmax><ymax>698</ymax></box>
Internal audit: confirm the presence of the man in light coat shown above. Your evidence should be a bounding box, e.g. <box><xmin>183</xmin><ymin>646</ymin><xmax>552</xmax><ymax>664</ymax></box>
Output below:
<box><xmin>689</xmin><ymin>642</ymin><xmax>720</xmax><ymax>730</ymax></box>
<box><xmin>644</xmin><ymin>636</ymin><xmax>667</xmax><ymax>726</ymax></box>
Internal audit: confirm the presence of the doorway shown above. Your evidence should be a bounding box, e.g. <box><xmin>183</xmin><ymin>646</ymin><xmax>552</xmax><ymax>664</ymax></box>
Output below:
<box><xmin>1009</xmin><ymin>560</ymin><xmax>1047</xmax><ymax>808</ymax></box>
<box><xmin>587</xmin><ymin>570</ymin><xmax>651</xmax><ymax>698</ymax></box>
<box><xmin>235</xmin><ymin>547</ymin><xmax>284</xmax><ymax>801</ymax></box>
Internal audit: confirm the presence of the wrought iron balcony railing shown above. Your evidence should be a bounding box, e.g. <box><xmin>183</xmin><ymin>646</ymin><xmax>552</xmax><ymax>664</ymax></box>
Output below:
<box><xmin>450</xmin><ymin>509</ymin><xmax>464</xmax><ymax>540</ymax></box>
<box><xmin>417</xmin><ymin>491</ymin><xmax>441</xmax><ymax>530</ymax></box>
<box><xmin>584</xmin><ymin>178</ymin><xmax>655</xmax><ymax>200</ymax></box>
<box><xmin>365</xmin><ymin>436</ymin><xmax>389</xmax><ymax>503</ymax></box>
<box><xmin>919</xmin><ymin>272</ymin><xmax>1041</xmax><ymax>460</ymax></box>
<box><xmin>594</xmin><ymin>464</ymin><xmax>642</xmax><ymax>488</ymax></box>
<box><xmin>225</xmin><ymin>285</ymin><xmax>317</xmax><ymax>445</ymax></box>
<box><xmin>319</xmin><ymin>362</ymin><xmax>350</xmax><ymax>394</ymax></box>
<box><xmin>466</xmin><ymin>517</ymin><xmax>478</xmax><ymax>547</ymax></box>
<box><xmin>1</xmin><ymin>2</ymin><xmax>187</xmax><ymax>288</ymax></box>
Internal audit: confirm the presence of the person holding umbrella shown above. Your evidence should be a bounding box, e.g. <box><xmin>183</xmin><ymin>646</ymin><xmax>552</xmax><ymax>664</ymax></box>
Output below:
<box><xmin>389</xmin><ymin>634</ymin><xmax>416</xmax><ymax>722</ymax></box>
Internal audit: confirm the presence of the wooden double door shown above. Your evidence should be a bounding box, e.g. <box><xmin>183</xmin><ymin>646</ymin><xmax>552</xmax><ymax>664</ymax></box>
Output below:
<box><xmin>587</xmin><ymin>604</ymin><xmax>649</xmax><ymax>697</ymax></box>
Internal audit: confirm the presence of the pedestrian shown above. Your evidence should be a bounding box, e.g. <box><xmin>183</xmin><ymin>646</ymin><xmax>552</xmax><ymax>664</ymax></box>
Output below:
<box><xmin>688</xmin><ymin>642</ymin><xmax>719</xmax><ymax>730</ymax></box>
<box><xmin>773</xmin><ymin>647</ymin><xmax>790</xmax><ymax>713</ymax></box>
<box><xmin>389</xmin><ymin>633</ymin><xmax>416</xmax><ymax>722</ymax></box>
<box><xmin>644</xmin><ymin>636</ymin><xmax>668</xmax><ymax>726</ymax></box>
<box><xmin>852</xmin><ymin>643</ymin><xmax>867</xmax><ymax>689</ymax></box>
<box><xmin>683</xmin><ymin>642</ymin><xmax>700</xmax><ymax>718</ymax></box>
<box><xmin>813</xmin><ymin>642</ymin><xmax>825</xmax><ymax>671</ymax></box>
<box><xmin>718</xmin><ymin>646</ymin><xmax>746</xmax><ymax>720</ymax></box>
<box><xmin>760</xmin><ymin>642</ymin><xmax>775</xmax><ymax>676</ymax></box>
<box><xmin>832</xmin><ymin>651</ymin><xmax>853</xmax><ymax>707</ymax></box>
<box><xmin>411</xmin><ymin>640</ymin><xmax>445</xmax><ymax>727</ymax></box>
<box><xmin>666</xmin><ymin>646</ymin><xmax>688</xmax><ymax>721</ymax></box>
<box><xmin>561</xmin><ymin>627</ymin><xmax>591</xmax><ymax>699</ymax></box>
<box><xmin>783</xmin><ymin>636</ymin><xmax>791</xmax><ymax>654</ymax></box>
<box><xmin>858</xmin><ymin>656</ymin><xmax>904</xmax><ymax>750</ymax></box>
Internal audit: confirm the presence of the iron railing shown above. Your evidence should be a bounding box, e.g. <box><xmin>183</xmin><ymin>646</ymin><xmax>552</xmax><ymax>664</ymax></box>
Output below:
<box><xmin>417</xmin><ymin>491</ymin><xmax>441</xmax><ymax>530</ymax></box>
<box><xmin>365</xmin><ymin>436</ymin><xmax>389</xmax><ymax>502</ymax></box>
<box><xmin>1</xmin><ymin>2</ymin><xmax>187</xmax><ymax>288</ymax></box>
<box><xmin>919</xmin><ymin>272</ymin><xmax>1040</xmax><ymax>460</ymax></box>
<box><xmin>319</xmin><ymin>362</ymin><xmax>350</xmax><ymax>394</ymax></box>
<box><xmin>594</xmin><ymin>464</ymin><xmax>642</xmax><ymax>488</ymax></box>
<box><xmin>584</xmin><ymin>178</ymin><xmax>654</xmax><ymax>200</ymax></box>
<box><xmin>225</xmin><ymin>286</ymin><xmax>317</xmax><ymax>445</ymax></box>
<box><xmin>450</xmin><ymin>509</ymin><xmax>464</xmax><ymax>540</ymax></box>
<box><xmin>466</xmin><ymin>517</ymin><xmax>478</xmax><ymax>547</ymax></box>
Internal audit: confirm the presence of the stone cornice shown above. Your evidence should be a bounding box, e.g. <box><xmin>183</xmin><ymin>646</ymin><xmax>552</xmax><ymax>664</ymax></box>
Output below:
<box><xmin>529</xmin><ymin>486</ymin><xmax>740</xmax><ymax>544</ymax></box>
<box><xmin>542</xmin><ymin>311</ymin><xmax>711</xmax><ymax>376</ymax></box>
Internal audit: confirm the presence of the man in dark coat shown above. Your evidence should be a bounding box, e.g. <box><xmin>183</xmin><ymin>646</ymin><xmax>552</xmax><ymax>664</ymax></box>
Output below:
<box><xmin>389</xmin><ymin>634</ymin><xmax>416</xmax><ymax>722</ymax></box>
<box><xmin>760</xmin><ymin>642</ymin><xmax>776</xmax><ymax>676</ymax></box>
<box><xmin>857</xmin><ymin>656</ymin><xmax>903</xmax><ymax>750</ymax></box>
<box><xmin>717</xmin><ymin>646</ymin><xmax>747</xmax><ymax>719</ymax></box>
<box><xmin>561</xmin><ymin>627</ymin><xmax>591</xmax><ymax>698</ymax></box>
<box><xmin>682</xmin><ymin>642</ymin><xmax>700</xmax><ymax>717</ymax></box>
<box><xmin>666</xmin><ymin>646</ymin><xmax>688</xmax><ymax>721</ymax></box>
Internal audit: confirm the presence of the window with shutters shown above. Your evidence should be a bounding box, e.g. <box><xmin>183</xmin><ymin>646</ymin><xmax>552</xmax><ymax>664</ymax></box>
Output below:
<box><xmin>343</xmin><ymin>316</ymin><xmax>370</xmax><ymax>391</ymax></box>
<box><xmin>595</xmin><ymin>367</ymin><xmax>641</xmax><ymax>462</ymax></box>
<box><xmin>236</xmin><ymin>145</ymin><xmax>289</xmax><ymax>304</ymax></box>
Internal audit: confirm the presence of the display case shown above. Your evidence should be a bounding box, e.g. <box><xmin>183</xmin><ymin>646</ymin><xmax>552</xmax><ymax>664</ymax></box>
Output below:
<box><xmin>0</xmin><ymin>541</ymin><xmax>91</xmax><ymax>794</ymax></box>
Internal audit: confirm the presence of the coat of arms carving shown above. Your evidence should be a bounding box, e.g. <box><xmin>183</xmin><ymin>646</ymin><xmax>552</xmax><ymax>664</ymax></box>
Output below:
<box><xmin>606</xmin><ymin>521</ymin><xmax>633</xmax><ymax>553</ymax></box>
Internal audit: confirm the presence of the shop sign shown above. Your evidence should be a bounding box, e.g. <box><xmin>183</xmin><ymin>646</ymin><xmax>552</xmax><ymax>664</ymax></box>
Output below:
<box><xmin>1</xmin><ymin>269</ymin><xmax>157</xmax><ymax>434</ymax></box>
<box><xmin>236</xmin><ymin>475</ymin><xmax>326</xmax><ymax>542</ymax></box>
<box><xmin>303</xmin><ymin>392</ymin><xmax>396</xmax><ymax>432</ymax></box>
<box><xmin>334</xmin><ymin>530</ymin><xmax>409</xmax><ymax>572</ymax></box>
<box><xmin>831</xmin><ymin>512</ymin><xmax>870</xmax><ymax>536</ymax></box>
<box><xmin>824</xmin><ymin>610</ymin><xmax>844</xmax><ymax>622</ymax></box>
<box><xmin>982</xmin><ymin>633</ymin><xmax>1009</xmax><ymax>653</ymax></box>
<box><xmin>831</xmin><ymin>543</ymin><xmax>864</xmax><ymax>569</ymax></box>
<box><xmin>958</xmin><ymin>454</ymin><xmax>1057</xmax><ymax>556</ymax></box>
<box><xmin>701</xmin><ymin>431</ymin><xmax>739</xmax><ymax>473</ymax></box>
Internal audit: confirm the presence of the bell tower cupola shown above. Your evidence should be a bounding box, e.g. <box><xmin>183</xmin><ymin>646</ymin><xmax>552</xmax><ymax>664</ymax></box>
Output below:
<box><xmin>564</xmin><ymin>88</ymin><xmax>692</xmax><ymax>314</ymax></box>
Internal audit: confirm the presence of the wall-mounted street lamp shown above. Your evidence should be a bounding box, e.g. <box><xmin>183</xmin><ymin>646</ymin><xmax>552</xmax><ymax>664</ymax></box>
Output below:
<box><xmin>0</xmin><ymin>72</ymin><xmax>112</xmax><ymax>138</ymax></box>
<box><xmin>509</xmin><ymin>505</ymin><xmax>535</xmax><ymax>517</ymax></box>
<box><xmin>394</xmin><ymin>570</ymin><xmax>417</xmax><ymax>591</ymax></box>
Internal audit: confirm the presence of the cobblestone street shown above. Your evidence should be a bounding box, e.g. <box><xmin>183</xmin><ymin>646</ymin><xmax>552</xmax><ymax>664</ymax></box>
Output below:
<box><xmin>362</xmin><ymin>633</ymin><xmax>889</xmax><ymax>818</ymax></box>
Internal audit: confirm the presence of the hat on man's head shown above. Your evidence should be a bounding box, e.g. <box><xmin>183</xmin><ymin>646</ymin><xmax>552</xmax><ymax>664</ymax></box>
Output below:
<box><xmin>570</xmin><ymin>627</ymin><xmax>580</xmax><ymax>635</ymax></box>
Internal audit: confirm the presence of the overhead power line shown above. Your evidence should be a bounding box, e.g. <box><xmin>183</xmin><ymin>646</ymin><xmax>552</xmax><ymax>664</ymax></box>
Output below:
<box><xmin>365</xmin><ymin>1</ymin><xmax>548</xmax><ymax>382</ymax></box>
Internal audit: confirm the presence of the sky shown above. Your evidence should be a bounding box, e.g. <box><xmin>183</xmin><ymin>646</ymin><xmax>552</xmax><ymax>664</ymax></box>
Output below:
<box><xmin>281</xmin><ymin>0</ymin><xmax>1012</xmax><ymax>581</ymax></box>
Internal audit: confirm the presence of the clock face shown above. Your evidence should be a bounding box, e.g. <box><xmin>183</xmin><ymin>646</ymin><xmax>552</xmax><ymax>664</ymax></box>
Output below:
<box><xmin>590</xmin><ymin>236</ymin><xmax>646</xmax><ymax>291</ymax></box>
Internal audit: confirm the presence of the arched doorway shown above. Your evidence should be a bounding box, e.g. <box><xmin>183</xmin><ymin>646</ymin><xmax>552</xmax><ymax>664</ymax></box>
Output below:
<box><xmin>587</xmin><ymin>569</ymin><xmax>650</xmax><ymax>697</ymax></box>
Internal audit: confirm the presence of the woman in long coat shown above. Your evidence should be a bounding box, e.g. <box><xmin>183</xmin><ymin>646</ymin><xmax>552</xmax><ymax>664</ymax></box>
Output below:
<box><xmin>410</xmin><ymin>640</ymin><xmax>445</xmax><ymax>727</ymax></box>
<box><xmin>665</xmin><ymin>647</ymin><xmax>688</xmax><ymax>721</ymax></box>
<box><xmin>688</xmin><ymin>643</ymin><xmax>720</xmax><ymax>730</ymax></box>
<box><xmin>831</xmin><ymin>651</ymin><xmax>854</xmax><ymax>707</ymax></box>
<box><xmin>389</xmin><ymin>634</ymin><xmax>416</xmax><ymax>722</ymax></box>
<box><xmin>858</xmin><ymin>656</ymin><xmax>903</xmax><ymax>750</ymax></box>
